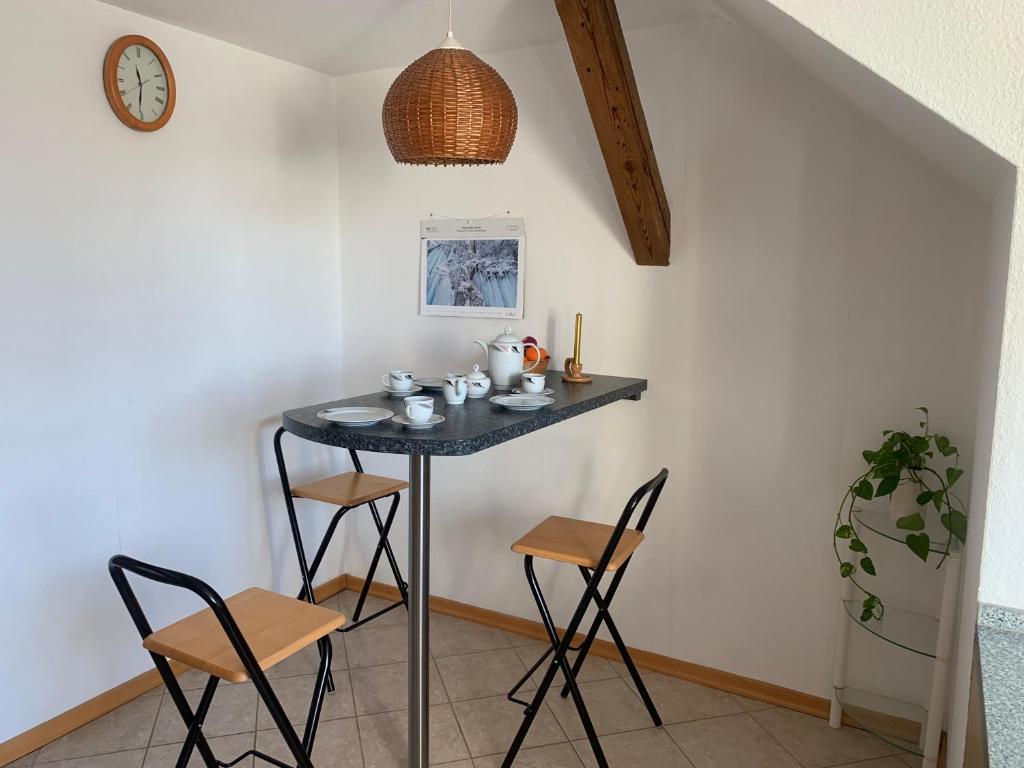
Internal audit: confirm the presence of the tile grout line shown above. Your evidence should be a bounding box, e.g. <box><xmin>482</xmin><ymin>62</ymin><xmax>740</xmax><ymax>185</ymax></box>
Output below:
<box><xmin>335</xmin><ymin>627</ymin><xmax>363</xmax><ymax>767</ymax></box>
<box><xmin>749</xmin><ymin>707</ymin><xmax>910</xmax><ymax>768</ymax></box>
<box><xmin>139</xmin><ymin>682</ymin><xmax>165</xmax><ymax>768</ymax></box>
<box><xmin>433</xmin><ymin>646</ymin><xmax>474</xmax><ymax>762</ymax></box>
<box><xmin>340</xmin><ymin>656</ymin><xmax>368</xmax><ymax>768</ymax></box>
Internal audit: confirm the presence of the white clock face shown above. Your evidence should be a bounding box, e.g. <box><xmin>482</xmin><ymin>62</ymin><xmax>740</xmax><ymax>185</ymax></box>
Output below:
<box><xmin>115</xmin><ymin>43</ymin><xmax>169</xmax><ymax>123</ymax></box>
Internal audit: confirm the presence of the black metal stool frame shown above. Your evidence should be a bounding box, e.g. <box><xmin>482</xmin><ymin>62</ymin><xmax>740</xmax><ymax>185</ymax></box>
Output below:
<box><xmin>274</xmin><ymin>427</ymin><xmax>409</xmax><ymax>634</ymax></box>
<box><xmin>109</xmin><ymin>555</ymin><xmax>332</xmax><ymax>768</ymax></box>
<box><xmin>502</xmin><ymin>468</ymin><xmax>669</xmax><ymax>768</ymax></box>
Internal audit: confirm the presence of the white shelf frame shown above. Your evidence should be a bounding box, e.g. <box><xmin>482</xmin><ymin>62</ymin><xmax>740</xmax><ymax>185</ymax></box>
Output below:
<box><xmin>829</xmin><ymin>513</ymin><xmax>962</xmax><ymax>768</ymax></box>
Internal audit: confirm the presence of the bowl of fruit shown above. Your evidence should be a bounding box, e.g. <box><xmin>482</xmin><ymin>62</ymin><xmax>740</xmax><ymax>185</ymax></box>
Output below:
<box><xmin>522</xmin><ymin>335</ymin><xmax>551</xmax><ymax>374</ymax></box>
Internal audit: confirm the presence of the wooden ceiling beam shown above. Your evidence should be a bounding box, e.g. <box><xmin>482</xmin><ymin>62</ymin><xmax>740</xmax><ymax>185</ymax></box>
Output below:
<box><xmin>554</xmin><ymin>0</ymin><xmax>671</xmax><ymax>266</ymax></box>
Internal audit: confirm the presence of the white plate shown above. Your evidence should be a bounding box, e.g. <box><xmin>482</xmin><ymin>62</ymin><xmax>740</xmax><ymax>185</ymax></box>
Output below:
<box><xmin>489</xmin><ymin>394</ymin><xmax>555</xmax><ymax>412</ymax></box>
<box><xmin>511</xmin><ymin>387</ymin><xmax>555</xmax><ymax>396</ymax></box>
<box><xmin>391</xmin><ymin>413</ymin><xmax>446</xmax><ymax>430</ymax></box>
<box><xmin>382</xmin><ymin>384</ymin><xmax>424</xmax><ymax>397</ymax></box>
<box><xmin>414</xmin><ymin>378</ymin><xmax>444</xmax><ymax>390</ymax></box>
<box><xmin>317</xmin><ymin>406</ymin><xmax>394</xmax><ymax>426</ymax></box>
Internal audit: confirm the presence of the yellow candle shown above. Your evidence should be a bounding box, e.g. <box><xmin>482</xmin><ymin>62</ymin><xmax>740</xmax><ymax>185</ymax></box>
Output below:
<box><xmin>573</xmin><ymin>313</ymin><xmax>582</xmax><ymax>366</ymax></box>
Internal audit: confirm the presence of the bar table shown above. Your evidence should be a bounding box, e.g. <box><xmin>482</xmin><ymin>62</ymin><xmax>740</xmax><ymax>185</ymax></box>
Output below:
<box><xmin>280</xmin><ymin>373</ymin><xmax>647</xmax><ymax>767</ymax></box>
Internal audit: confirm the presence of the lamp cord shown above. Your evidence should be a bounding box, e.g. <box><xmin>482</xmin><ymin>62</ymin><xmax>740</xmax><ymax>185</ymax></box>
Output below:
<box><xmin>448</xmin><ymin>0</ymin><xmax>454</xmax><ymax>37</ymax></box>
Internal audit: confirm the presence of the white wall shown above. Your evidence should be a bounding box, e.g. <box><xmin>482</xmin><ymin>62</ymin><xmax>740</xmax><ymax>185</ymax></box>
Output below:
<box><xmin>736</xmin><ymin>0</ymin><xmax>1024</xmax><ymax>620</ymax></box>
<box><xmin>334</xmin><ymin>19</ymin><xmax>993</xmax><ymax>703</ymax></box>
<box><xmin>702</xmin><ymin>4</ymin><xmax>1023</xmax><ymax>764</ymax></box>
<box><xmin>0</xmin><ymin>0</ymin><xmax>342</xmax><ymax>742</ymax></box>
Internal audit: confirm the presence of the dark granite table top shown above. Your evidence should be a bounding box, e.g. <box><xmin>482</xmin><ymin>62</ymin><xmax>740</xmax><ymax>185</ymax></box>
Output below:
<box><xmin>977</xmin><ymin>603</ymin><xmax>1024</xmax><ymax>768</ymax></box>
<box><xmin>282</xmin><ymin>373</ymin><xmax>647</xmax><ymax>456</ymax></box>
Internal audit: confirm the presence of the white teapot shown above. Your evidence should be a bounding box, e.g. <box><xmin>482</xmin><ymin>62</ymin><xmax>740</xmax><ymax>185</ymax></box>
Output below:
<box><xmin>474</xmin><ymin>326</ymin><xmax>540</xmax><ymax>390</ymax></box>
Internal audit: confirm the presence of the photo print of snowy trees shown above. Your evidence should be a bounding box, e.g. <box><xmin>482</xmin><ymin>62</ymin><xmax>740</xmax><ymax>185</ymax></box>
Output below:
<box><xmin>421</xmin><ymin>237</ymin><xmax>524</xmax><ymax>318</ymax></box>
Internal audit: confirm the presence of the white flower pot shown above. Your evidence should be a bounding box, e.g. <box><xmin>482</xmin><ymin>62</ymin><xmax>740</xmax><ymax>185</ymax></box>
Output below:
<box><xmin>889</xmin><ymin>480</ymin><xmax>924</xmax><ymax>524</ymax></box>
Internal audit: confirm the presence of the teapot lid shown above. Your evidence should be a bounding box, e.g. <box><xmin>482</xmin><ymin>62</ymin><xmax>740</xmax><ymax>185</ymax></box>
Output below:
<box><xmin>492</xmin><ymin>326</ymin><xmax>520</xmax><ymax>344</ymax></box>
<box><xmin>467</xmin><ymin>364</ymin><xmax>489</xmax><ymax>380</ymax></box>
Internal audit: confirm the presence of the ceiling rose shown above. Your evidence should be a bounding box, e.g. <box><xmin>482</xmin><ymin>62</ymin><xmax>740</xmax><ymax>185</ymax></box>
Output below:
<box><xmin>382</xmin><ymin>1</ymin><xmax>518</xmax><ymax>166</ymax></box>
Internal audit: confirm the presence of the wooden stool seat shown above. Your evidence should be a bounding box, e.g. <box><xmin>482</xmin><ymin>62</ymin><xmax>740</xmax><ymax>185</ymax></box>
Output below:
<box><xmin>291</xmin><ymin>471</ymin><xmax>408</xmax><ymax>508</ymax></box>
<box><xmin>143</xmin><ymin>588</ymin><xmax>345</xmax><ymax>683</ymax></box>
<box><xmin>511</xmin><ymin>515</ymin><xmax>644</xmax><ymax>572</ymax></box>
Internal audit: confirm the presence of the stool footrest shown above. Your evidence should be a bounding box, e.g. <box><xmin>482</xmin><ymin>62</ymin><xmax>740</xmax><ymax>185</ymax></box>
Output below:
<box><xmin>220</xmin><ymin>749</ymin><xmax>292</xmax><ymax>768</ymax></box>
<box><xmin>338</xmin><ymin>596</ymin><xmax>407</xmax><ymax>633</ymax></box>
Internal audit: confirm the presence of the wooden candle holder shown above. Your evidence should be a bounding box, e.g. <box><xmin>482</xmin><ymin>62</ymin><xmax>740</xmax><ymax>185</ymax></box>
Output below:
<box><xmin>562</xmin><ymin>357</ymin><xmax>593</xmax><ymax>384</ymax></box>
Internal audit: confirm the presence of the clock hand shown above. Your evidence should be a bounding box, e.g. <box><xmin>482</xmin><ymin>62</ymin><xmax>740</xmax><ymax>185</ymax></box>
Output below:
<box><xmin>135</xmin><ymin>66</ymin><xmax>143</xmax><ymax>117</ymax></box>
<box><xmin>122</xmin><ymin>78</ymin><xmax>151</xmax><ymax>95</ymax></box>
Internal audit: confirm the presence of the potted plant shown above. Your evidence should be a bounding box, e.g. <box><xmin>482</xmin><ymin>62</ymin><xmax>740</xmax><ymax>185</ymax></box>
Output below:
<box><xmin>833</xmin><ymin>407</ymin><xmax>968</xmax><ymax>622</ymax></box>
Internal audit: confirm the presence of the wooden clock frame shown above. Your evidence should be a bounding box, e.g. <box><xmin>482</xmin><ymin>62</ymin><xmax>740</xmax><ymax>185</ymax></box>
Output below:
<box><xmin>103</xmin><ymin>35</ymin><xmax>176</xmax><ymax>132</ymax></box>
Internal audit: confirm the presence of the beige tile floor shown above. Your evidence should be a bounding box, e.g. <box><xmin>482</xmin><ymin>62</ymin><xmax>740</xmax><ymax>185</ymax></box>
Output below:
<box><xmin>9</xmin><ymin>591</ymin><xmax>925</xmax><ymax>768</ymax></box>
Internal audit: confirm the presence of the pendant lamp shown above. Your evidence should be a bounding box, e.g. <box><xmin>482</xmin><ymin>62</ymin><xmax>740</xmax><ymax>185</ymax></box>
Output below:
<box><xmin>382</xmin><ymin>0</ymin><xmax>518</xmax><ymax>165</ymax></box>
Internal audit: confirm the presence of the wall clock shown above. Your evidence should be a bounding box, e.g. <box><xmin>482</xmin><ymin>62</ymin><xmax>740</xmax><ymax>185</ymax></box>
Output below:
<box><xmin>103</xmin><ymin>35</ymin><xmax>175</xmax><ymax>131</ymax></box>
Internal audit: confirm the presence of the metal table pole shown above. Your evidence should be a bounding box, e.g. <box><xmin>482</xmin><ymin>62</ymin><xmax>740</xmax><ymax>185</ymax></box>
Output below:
<box><xmin>408</xmin><ymin>454</ymin><xmax>430</xmax><ymax>767</ymax></box>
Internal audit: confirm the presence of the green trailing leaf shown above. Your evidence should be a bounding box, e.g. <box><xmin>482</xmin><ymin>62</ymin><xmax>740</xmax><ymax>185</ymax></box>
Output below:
<box><xmin>835</xmin><ymin>409</ymin><xmax>966</xmax><ymax>630</ymax></box>
<box><xmin>875</xmin><ymin>475</ymin><xmax>900</xmax><ymax>497</ymax></box>
<box><xmin>905</xmin><ymin>533</ymin><xmax>931</xmax><ymax>562</ymax></box>
<box><xmin>855</xmin><ymin>479</ymin><xmax>874</xmax><ymax>500</ymax></box>
<box><xmin>897</xmin><ymin>512</ymin><xmax>926</xmax><ymax>531</ymax></box>
<box><xmin>910</xmin><ymin>436</ymin><xmax>930</xmax><ymax>453</ymax></box>
<box><xmin>941</xmin><ymin>510</ymin><xmax>968</xmax><ymax>543</ymax></box>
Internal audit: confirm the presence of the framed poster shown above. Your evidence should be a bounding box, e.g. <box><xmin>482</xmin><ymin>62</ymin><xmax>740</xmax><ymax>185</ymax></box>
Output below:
<box><xmin>420</xmin><ymin>217</ymin><xmax>525</xmax><ymax>319</ymax></box>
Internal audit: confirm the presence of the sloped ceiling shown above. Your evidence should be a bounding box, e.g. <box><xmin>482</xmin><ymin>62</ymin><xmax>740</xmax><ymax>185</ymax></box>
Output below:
<box><xmin>711</xmin><ymin>0</ymin><xmax>1012</xmax><ymax>199</ymax></box>
<box><xmin>98</xmin><ymin>0</ymin><xmax>722</xmax><ymax>75</ymax></box>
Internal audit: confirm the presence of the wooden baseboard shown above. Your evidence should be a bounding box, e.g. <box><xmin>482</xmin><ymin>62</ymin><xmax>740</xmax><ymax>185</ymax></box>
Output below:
<box><xmin>311</xmin><ymin>573</ymin><xmax>349</xmax><ymax>604</ymax></box>
<box><xmin>0</xmin><ymin>576</ymin><xmax>353</xmax><ymax>766</ymax></box>
<box><xmin>0</xmin><ymin>661</ymin><xmax>185</xmax><ymax>767</ymax></box>
<box><xmin>346</xmin><ymin>575</ymin><xmax>930</xmax><ymax>744</ymax></box>
<box><xmin>2</xmin><ymin>572</ymin><xmax>935</xmax><ymax>765</ymax></box>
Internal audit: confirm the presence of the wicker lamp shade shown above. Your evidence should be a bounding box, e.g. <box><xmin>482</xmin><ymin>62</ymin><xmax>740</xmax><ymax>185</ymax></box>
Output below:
<box><xmin>382</xmin><ymin>46</ymin><xmax>518</xmax><ymax>166</ymax></box>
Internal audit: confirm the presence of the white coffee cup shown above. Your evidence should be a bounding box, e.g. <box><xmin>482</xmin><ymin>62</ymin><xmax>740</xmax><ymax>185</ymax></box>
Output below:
<box><xmin>404</xmin><ymin>395</ymin><xmax>434</xmax><ymax>424</ymax></box>
<box><xmin>443</xmin><ymin>372</ymin><xmax>467</xmax><ymax>405</ymax></box>
<box><xmin>520</xmin><ymin>372</ymin><xmax>546</xmax><ymax>394</ymax></box>
<box><xmin>382</xmin><ymin>370</ymin><xmax>414</xmax><ymax>391</ymax></box>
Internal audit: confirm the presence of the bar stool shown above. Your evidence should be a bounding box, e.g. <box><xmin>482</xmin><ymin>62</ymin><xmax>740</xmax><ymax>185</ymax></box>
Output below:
<box><xmin>502</xmin><ymin>468</ymin><xmax>669</xmax><ymax>768</ymax></box>
<box><xmin>273</xmin><ymin>427</ymin><xmax>409</xmax><ymax>631</ymax></box>
<box><xmin>109</xmin><ymin>555</ymin><xmax>345</xmax><ymax>768</ymax></box>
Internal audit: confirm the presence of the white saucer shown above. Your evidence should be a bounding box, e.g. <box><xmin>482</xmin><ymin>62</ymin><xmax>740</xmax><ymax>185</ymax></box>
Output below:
<box><xmin>512</xmin><ymin>387</ymin><xmax>554</xmax><ymax>396</ymax></box>
<box><xmin>392</xmin><ymin>413</ymin><xmax>445</xmax><ymax>430</ymax></box>
<box><xmin>382</xmin><ymin>384</ymin><xmax>424</xmax><ymax>397</ymax></box>
<box><xmin>317</xmin><ymin>406</ymin><xmax>394</xmax><ymax>426</ymax></box>
<box><xmin>489</xmin><ymin>394</ymin><xmax>555</xmax><ymax>412</ymax></box>
<box><xmin>414</xmin><ymin>378</ymin><xmax>444</xmax><ymax>391</ymax></box>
